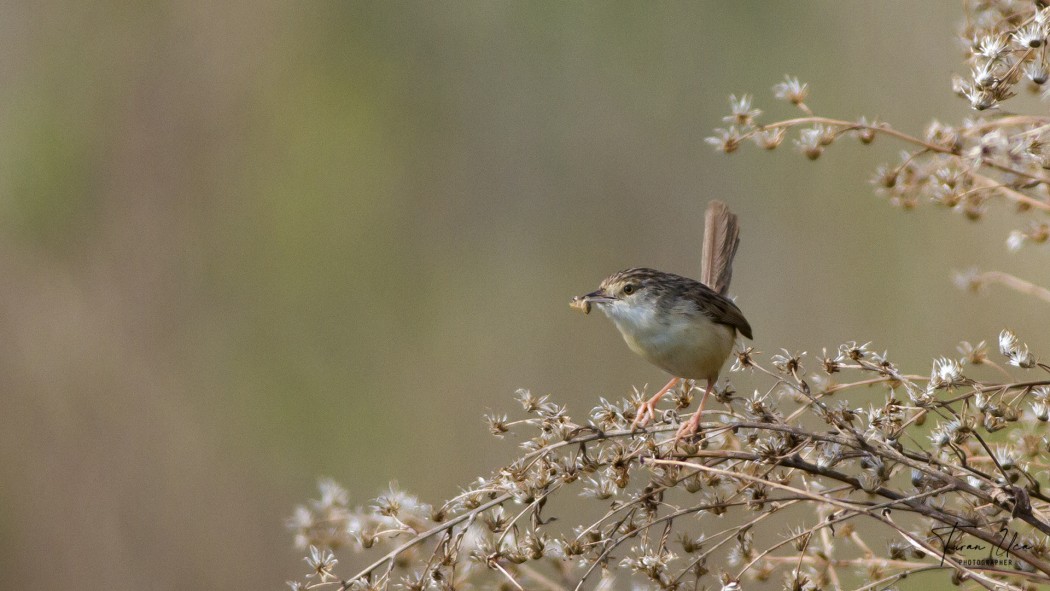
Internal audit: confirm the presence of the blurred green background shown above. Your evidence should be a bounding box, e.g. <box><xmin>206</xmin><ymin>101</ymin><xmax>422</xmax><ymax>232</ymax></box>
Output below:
<box><xmin>3</xmin><ymin>1</ymin><xmax>1048</xmax><ymax>589</ymax></box>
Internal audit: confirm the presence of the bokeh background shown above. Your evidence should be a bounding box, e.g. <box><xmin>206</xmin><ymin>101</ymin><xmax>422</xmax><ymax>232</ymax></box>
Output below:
<box><xmin>3</xmin><ymin>1</ymin><xmax>1047</xmax><ymax>589</ymax></box>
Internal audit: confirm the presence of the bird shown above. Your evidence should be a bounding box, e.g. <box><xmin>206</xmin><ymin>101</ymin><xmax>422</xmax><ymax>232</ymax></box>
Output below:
<box><xmin>571</xmin><ymin>200</ymin><xmax>752</xmax><ymax>439</ymax></box>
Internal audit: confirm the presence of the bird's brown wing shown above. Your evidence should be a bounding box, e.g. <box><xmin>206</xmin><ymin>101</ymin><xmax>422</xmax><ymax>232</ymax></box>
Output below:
<box><xmin>687</xmin><ymin>282</ymin><xmax>753</xmax><ymax>340</ymax></box>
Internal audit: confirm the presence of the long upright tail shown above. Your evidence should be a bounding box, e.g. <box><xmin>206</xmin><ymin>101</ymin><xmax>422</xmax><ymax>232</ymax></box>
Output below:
<box><xmin>700</xmin><ymin>200</ymin><xmax>740</xmax><ymax>296</ymax></box>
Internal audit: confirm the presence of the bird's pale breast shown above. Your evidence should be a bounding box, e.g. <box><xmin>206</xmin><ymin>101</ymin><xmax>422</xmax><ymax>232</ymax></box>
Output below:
<box><xmin>602</xmin><ymin>299</ymin><xmax>737</xmax><ymax>381</ymax></box>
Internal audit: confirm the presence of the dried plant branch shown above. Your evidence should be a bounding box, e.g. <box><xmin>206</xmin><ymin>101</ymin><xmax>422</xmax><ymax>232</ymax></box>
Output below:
<box><xmin>288</xmin><ymin>334</ymin><xmax>1050</xmax><ymax>590</ymax></box>
<box><xmin>962</xmin><ymin>270</ymin><xmax>1050</xmax><ymax>303</ymax></box>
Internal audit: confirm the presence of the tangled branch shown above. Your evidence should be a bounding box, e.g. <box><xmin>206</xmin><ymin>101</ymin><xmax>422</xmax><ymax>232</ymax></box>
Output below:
<box><xmin>289</xmin><ymin>335</ymin><xmax>1050</xmax><ymax>591</ymax></box>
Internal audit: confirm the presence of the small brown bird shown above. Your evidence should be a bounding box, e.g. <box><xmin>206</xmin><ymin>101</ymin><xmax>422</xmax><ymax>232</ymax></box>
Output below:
<box><xmin>572</xmin><ymin>201</ymin><xmax>752</xmax><ymax>438</ymax></box>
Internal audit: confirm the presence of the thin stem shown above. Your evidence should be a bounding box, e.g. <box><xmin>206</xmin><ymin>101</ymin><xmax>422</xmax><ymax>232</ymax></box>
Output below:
<box><xmin>972</xmin><ymin>270</ymin><xmax>1050</xmax><ymax>303</ymax></box>
<box><xmin>751</xmin><ymin>115</ymin><xmax>1050</xmax><ymax>196</ymax></box>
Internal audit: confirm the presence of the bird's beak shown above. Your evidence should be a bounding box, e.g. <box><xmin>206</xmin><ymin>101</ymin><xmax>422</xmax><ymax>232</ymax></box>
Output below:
<box><xmin>580</xmin><ymin>290</ymin><xmax>615</xmax><ymax>304</ymax></box>
<box><xmin>570</xmin><ymin>290</ymin><xmax>614</xmax><ymax>315</ymax></box>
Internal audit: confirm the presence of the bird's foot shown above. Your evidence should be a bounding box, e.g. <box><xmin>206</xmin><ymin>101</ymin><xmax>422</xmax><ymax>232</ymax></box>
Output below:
<box><xmin>673</xmin><ymin>410</ymin><xmax>704</xmax><ymax>443</ymax></box>
<box><xmin>629</xmin><ymin>378</ymin><xmax>680</xmax><ymax>430</ymax></box>
<box><xmin>630</xmin><ymin>399</ymin><xmax>658</xmax><ymax>430</ymax></box>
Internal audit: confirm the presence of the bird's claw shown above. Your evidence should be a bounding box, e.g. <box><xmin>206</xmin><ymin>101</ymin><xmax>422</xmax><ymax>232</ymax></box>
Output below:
<box><xmin>630</xmin><ymin>400</ymin><xmax>658</xmax><ymax>430</ymax></box>
<box><xmin>673</xmin><ymin>412</ymin><xmax>703</xmax><ymax>443</ymax></box>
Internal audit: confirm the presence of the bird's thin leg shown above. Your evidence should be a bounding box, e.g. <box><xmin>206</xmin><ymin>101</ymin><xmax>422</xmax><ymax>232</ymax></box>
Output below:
<box><xmin>631</xmin><ymin>377</ymin><xmax>680</xmax><ymax>429</ymax></box>
<box><xmin>675</xmin><ymin>379</ymin><xmax>714</xmax><ymax>440</ymax></box>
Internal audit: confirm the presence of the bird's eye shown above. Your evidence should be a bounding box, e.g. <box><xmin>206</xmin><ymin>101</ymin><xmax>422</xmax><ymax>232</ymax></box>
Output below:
<box><xmin>623</xmin><ymin>284</ymin><xmax>636</xmax><ymax>295</ymax></box>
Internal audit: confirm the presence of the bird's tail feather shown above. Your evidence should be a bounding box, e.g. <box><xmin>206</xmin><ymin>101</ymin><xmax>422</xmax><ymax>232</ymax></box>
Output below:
<box><xmin>700</xmin><ymin>200</ymin><xmax>740</xmax><ymax>296</ymax></box>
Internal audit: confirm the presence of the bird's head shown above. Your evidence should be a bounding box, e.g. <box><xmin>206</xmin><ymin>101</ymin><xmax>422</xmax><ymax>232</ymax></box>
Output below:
<box><xmin>571</xmin><ymin>268</ymin><xmax>666</xmax><ymax>322</ymax></box>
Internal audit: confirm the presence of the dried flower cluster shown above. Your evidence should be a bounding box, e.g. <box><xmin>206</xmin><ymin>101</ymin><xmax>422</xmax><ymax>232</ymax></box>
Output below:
<box><xmin>288</xmin><ymin>2</ymin><xmax>1050</xmax><ymax>590</ymax></box>
<box><xmin>288</xmin><ymin>335</ymin><xmax>1050</xmax><ymax>591</ymax></box>
<box><xmin>707</xmin><ymin>2</ymin><xmax>1050</xmax><ymax>282</ymax></box>
<box><xmin>957</xmin><ymin>4</ymin><xmax>1050</xmax><ymax>112</ymax></box>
